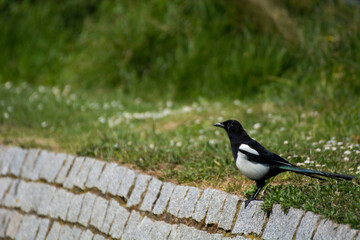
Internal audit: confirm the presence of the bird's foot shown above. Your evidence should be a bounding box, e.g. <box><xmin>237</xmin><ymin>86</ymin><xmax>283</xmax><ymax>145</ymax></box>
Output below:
<box><xmin>244</xmin><ymin>197</ymin><xmax>254</xmax><ymax>208</ymax></box>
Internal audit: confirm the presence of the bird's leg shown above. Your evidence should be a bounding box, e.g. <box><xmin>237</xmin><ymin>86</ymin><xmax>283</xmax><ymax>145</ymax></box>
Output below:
<box><xmin>245</xmin><ymin>180</ymin><xmax>265</xmax><ymax>208</ymax></box>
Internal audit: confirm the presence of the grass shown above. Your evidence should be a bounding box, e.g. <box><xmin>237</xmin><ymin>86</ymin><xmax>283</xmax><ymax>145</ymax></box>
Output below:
<box><xmin>1</xmin><ymin>0</ymin><xmax>360</xmax><ymax>229</ymax></box>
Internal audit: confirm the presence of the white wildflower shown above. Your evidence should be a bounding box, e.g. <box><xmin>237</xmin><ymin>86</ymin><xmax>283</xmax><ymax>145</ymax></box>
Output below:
<box><xmin>233</xmin><ymin>99</ymin><xmax>241</xmax><ymax>106</ymax></box>
<box><xmin>209</xmin><ymin>139</ymin><xmax>216</xmax><ymax>145</ymax></box>
<box><xmin>344</xmin><ymin>150</ymin><xmax>351</xmax><ymax>155</ymax></box>
<box><xmin>4</xmin><ymin>82</ymin><xmax>12</xmax><ymax>89</ymax></box>
<box><xmin>176</xmin><ymin>142</ymin><xmax>182</xmax><ymax>147</ymax></box>
<box><xmin>253</xmin><ymin>123</ymin><xmax>261</xmax><ymax>129</ymax></box>
<box><xmin>344</xmin><ymin>157</ymin><xmax>349</xmax><ymax>162</ymax></box>
<box><xmin>246</xmin><ymin>108</ymin><xmax>253</xmax><ymax>114</ymax></box>
<box><xmin>98</xmin><ymin>117</ymin><xmax>106</xmax><ymax>124</ymax></box>
<box><xmin>315</xmin><ymin>148</ymin><xmax>321</xmax><ymax>152</ymax></box>
<box><xmin>3</xmin><ymin>112</ymin><xmax>9</xmax><ymax>119</ymax></box>
<box><xmin>284</xmin><ymin>140</ymin><xmax>288</xmax><ymax>144</ymax></box>
<box><xmin>41</xmin><ymin>121</ymin><xmax>48</xmax><ymax>128</ymax></box>
<box><xmin>149</xmin><ymin>144</ymin><xmax>154</xmax><ymax>149</ymax></box>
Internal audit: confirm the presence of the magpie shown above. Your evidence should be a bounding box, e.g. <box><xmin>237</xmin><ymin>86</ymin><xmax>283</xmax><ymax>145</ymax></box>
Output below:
<box><xmin>214</xmin><ymin>119</ymin><xmax>354</xmax><ymax>208</ymax></box>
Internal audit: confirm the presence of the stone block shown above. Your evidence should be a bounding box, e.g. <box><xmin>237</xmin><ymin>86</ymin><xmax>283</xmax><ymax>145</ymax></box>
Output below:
<box><xmin>55</xmin><ymin>154</ymin><xmax>75</xmax><ymax>184</ymax></box>
<box><xmin>121</xmin><ymin>210</ymin><xmax>143</xmax><ymax>240</ymax></box>
<box><xmin>149</xmin><ymin>220</ymin><xmax>173</xmax><ymax>240</ymax></box>
<box><xmin>58</xmin><ymin>225</ymin><xmax>82</xmax><ymax>240</ymax></box>
<box><xmin>0</xmin><ymin>147</ymin><xmax>19</xmax><ymax>175</ymax></box>
<box><xmin>48</xmin><ymin>188</ymin><xmax>73</xmax><ymax>220</ymax></box>
<box><xmin>5</xmin><ymin>210</ymin><xmax>23</xmax><ymax>238</ymax></box>
<box><xmin>66</xmin><ymin>194</ymin><xmax>84</xmax><ymax>223</ymax></box>
<box><xmin>78</xmin><ymin>192</ymin><xmax>97</xmax><ymax>226</ymax></box>
<box><xmin>39</xmin><ymin>152</ymin><xmax>67</xmax><ymax>183</ymax></box>
<box><xmin>108</xmin><ymin>203</ymin><xmax>130</xmax><ymax>239</ymax></box>
<box><xmin>0</xmin><ymin>177</ymin><xmax>12</xmax><ymax>200</ymax></box>
<box><xmin>205</xmin><ymin>190</ymin><xmax>227</xmax><ymax>225</ymax></box>
<box><xmin>152</xmin><ymin>182</ymin><xmax>175</xmax><ymax>215</ymax></box>
<box><xmin>140</xmin><ymin>177</ymin><xmax>162</xmax><ymax>212</ymax></box>
<box><xmin>263</xmin><ymin>204</ymin><xmax>304</xmax><ymax>240</ymax></box>
<box><xmin>30</xmin><ymin>150</ymin><xmax>50</xmax><ymax>181</ymax></box>
<box><xmin>63</xmin><ymin>156</ymin><xmax>85</xmax><ymax>189</ymax></box>
<box><xmin>167</xmin><ymin>185</ymin><xmax>189</xmax><ymax>217</ymax></box>
<box><xmin>15</xmin><ymin>215</ymin><xmax>40</xmax><ymax>240</ymax></box>
<box><xmin>95</xmin><ymin>162</ymin><xmax>118</xmax><ymax>193</ymax></box>
<box><xmin>35</xmin><ymin>218</ymin><xmax>50</xmax><ymax>240</ymax></box>
<box><xmin>79</xmin><ymin>229</ymin><xmax>94</xmax><ymax>240</ymax></box>
<box><xmin>117</xmin><ymin>169</ymin><xmax>136</xmax><ymax>200</ymax></box>
<box><xmin>107</xmin><ymin>166</ymin><xmax>127</xmax><ymax>195</ymax></box>
<box><xmin>295</xmin><ymin>211</ymin><xmax>320</xmax><ymax>240</ymax></box>
<box><xmin>127</xmin><ymin>174</ymin><xmax>152</xmax><ymax>207</ymax></box>
<box><xmin>85</xmin><ymin>159</ymin><xmax>105</xmax><ymax>189</ymax></box>
<box><xmin>46</xmin><ymin>222</ymin><xmax>61</xmax><ymax>240</ymax></box>
<box><xmin>1</xmin><ymin>179</ymin><xmax>20</xmax><ymax>207</ymax></box>
<box><xmin>232</xmin><ymin>201</ymin><xmax>266</xmax><ymax>236</ymax></box>
<box><xmin>101</xmin><ymin>199</ymin><xmax>118</xmax><ymax>234</ymax></box>
<box><xmin>20</xmin><ymin>149</ymin><xmax>40</xmax><ymax>179</ymax></box>
<box><xmin>90</xmin><ymin>196</ymin><xmax>109</xmax><ymax>231</ymax></box>
<box><xmin>178</xmin><ymin>187</ymin><xmax>202</xmax><ymax>219</ymax></box>
<box><xmin>73</xmin><ymin>157</ymin><xmax>95</xmax><ymax>190</ymax></box>
<box><xmin>192</xmin><ymin>188</ymin><xmax>215</xmax><ymax>222</ymax></box>
<box><xmin>0</xmin><ymin>209</ymin><xmax>10</xmax><ymax>237</ymax></box>
<box><xmin>218</xmin><ymin>194</ymin><xmax>240</xmax><ymax>230</ymax></box>
<box><xmin>9</xmin><ymin>148</ymin><xmax>27</xmax><ymax>177</ymax></box>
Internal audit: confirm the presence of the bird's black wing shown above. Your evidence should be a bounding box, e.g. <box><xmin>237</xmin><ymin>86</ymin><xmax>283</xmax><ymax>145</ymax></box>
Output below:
<box><xmin>239</xmin><ymin>140</ymin><xmax>294</xmax><ymax>167</ymax></box>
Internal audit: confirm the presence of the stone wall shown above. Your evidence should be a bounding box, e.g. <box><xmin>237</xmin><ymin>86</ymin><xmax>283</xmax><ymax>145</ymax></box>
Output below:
<box><xmin>0</xmin><ymin>146</ymin><xmax>358</xmax><ymax>240</ymax></box>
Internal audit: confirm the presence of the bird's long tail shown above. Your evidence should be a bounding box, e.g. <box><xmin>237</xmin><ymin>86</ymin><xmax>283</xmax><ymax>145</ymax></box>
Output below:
<box><xmin>279</xmin><ymin>165</ymin><xmax>354</xmax><ymax>181</ymax></box>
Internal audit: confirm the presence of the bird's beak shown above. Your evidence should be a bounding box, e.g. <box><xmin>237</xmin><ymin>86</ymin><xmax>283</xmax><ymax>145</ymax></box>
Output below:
<box><xmin>213</xmin><ymin>122</ymin><xmax>225</xmax><ymax>128</ymax></box>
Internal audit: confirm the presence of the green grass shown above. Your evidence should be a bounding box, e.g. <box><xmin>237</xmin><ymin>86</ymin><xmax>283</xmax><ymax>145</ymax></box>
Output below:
<box><xmin>1</xmin><ymin>0</ymin><xmax>360</xmax><ymax>229</ymax></box>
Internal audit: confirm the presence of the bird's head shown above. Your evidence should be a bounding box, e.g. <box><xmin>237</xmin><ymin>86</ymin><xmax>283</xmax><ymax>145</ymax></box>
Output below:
<box><xmin>213</xmin><ymin>120</ymin><xmax>249</xmax><ymax>142</ymax></box>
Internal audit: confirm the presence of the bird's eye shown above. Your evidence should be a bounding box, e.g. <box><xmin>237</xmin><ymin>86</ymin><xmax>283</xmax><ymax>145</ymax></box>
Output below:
<box><xmin>227</xmin><ymin>123</ymin><xmax>233</xmax><ymax>129</ymax></box>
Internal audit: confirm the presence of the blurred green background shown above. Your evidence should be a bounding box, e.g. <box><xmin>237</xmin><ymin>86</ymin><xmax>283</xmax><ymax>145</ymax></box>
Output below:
<box><xmin>1</xmin><ymin>0</ymin><xmax>359</xmax><ymax>101</ymax></box>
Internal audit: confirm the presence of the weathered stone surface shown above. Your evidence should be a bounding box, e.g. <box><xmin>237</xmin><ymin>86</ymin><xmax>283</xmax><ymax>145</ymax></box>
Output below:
<box><xmin>63</xmin><ymin>156</ymin><xmax>85</xmax><ymax>189</ymax></box>
<box><xmin>263</xmin><ymin>204</ymin><xmax>304</xmax><ymax>240</ymax></box>
<box><xmin>78</xmin><ymin>192</ymin><xmax>97</xmax><ymax>226</ymax></box>
<box><xmin>58</xmin><ymin>224</ymin><xmax>82</xmax><ymax>240</ymax></box>
<box><xmin>117</xmin><ymin>169</ymin><xmax>136</xmax><ymax>200</ymax></box>
<box><xmin>46</xmin><ymin>222</ymin><xmax>61</xmax><ymax>240</ymax></box>
<box><xmin>5</xmin><ymin>210</ymin><xmax>23</xmax><ymax>238</ymax></box>
<box><xmin>19</xmin><ymin>149</ymin><xmax>40</xmax><ymax>179</ymax></box>
<box><xmin>122</xmin><ymin>210</ymin><xmax>143</xmax><ymax>240</ymax></box>
<box><xmin>295</xmin><ymin>211</ymin><xmax>320</xmax><ymax>240</ymax></box>
<box><xmin>9</xmin><ymin>148</ymin><xmax>27</xmax><ymax>177</ymax></box>
<box><xmin>313</xmin><ymin>219</ymin><xmax>338</xmax><ymax>240</ymax></box>
<box><xmin>66</xmin><ymin>194</ymin><xmax>84</xmax><ymax>223</ymax></box>
<box><xmin>152</xmin><ymin>182</ymin><xmax>175</xmax><ymax>215</ymax></box>
<box><xmin>232</xmin><ymin>201</ymin><xmax>266</xmax><ymax>235</ymax></box>
<box><xmin>149</xmin><ymin>220</ymin><xmax>172</xmax><ymax>240</ymax></box>
<box><xmin>192</xmin><ymin>188</ymin><xmax>215</xmax><ymax>222</ymax></box>
<box><xmin>167</xmin><ymin>224</ymin><xmax>179</xmax><ymax>240</ymax></box>
<box><xmin>95</xmin><ymin>162</ymin><xmax>118</xmax><ymax>193</ymax></box>
<box><xmin>55</xmin><ymin>154</ymin><xmax>75</xmax><ymax>184</ymax></box>
<box><xmin>218</xmin><ymin>194</ymin><xmax>240</xmax><ymax>230</ymax></box>
<box><xmin>18</xmin><ymin>182</ymin><xmax>56</xmax><ymax>215</ymax></box>
<box><xmin>140</xmin><ymin>177</ymin><xmax>162</xmax><ymax>212</ymax></box>
<box><xmin>168</xmin><ymin>224</ymin><xmax>201</xmax><ymax>240</ymax></box>
<box><xmin>90</xmin><ymin>196</ymin><xmax>109</xmax><ymax>231</ymax></box>
<box><xmin>101</xmin><ymin>199</ymin><xmax>118</xmax><ymax>234</ymax></box>
<box><xmin>205</xmin><ymin>190</ymin><xmax>227</xmax><ymax>225</ymax></box>
<box><xmin>79</xmin><ymin>229</ymin><xmax>94</xmax><ymax>240</ymax></box>
<box><xmin>15</xmin><ymin>214</ymin><xmax>40</xmax><ymax>240</ymax></box>
<box><xmin>48</xmin><ymin>188</ymin><xmax>73</xmax><ymax>220</ymax></box>
<box><xmin>39</xmin><ymin>152</ymin><xmax>67</xmax><ymax>183</ymax></box>
<box><xmin>137</xmin><ymin>216</ymin><xmax>155</xmax><ymax>240</ymax></box>
<box><xmin>127</xmin><ymin>174</ymin><xmax>152</xmax><ymax>207</ymax></box>
<box><xmin>93</xmin><ymin>234</ymin><xmax>106</xmax><ymax>240</ymax></box>
<box><xmin>178</xmin><ymin>187</ymin><xmax>202</xmax><ymax>219</ymax></box>
<box><xmin>335</xmin><ymin>224</ymin><xmax>357</xmax><ymax>240</ymax></box>
<box><xmin>2</xmin><ymin>179</ymin><xmax>20</xmax><ymax>207</ymax></box>
<box><xmin>30</xmin><ymin>150</ymin><xmax>50</xmax><ymax>181</ymax></box>
<box><xmin>0</xmin><ymin>147</ymin><xmax>19</xmax><ymax>175</ymax></box>
<box><xmin>107</xmin><ymin>166</ymin><xmax>127</xmax><ymax>195</ymax></box>
<box><xmin>73</xmin><ymin>157</ymin><xmax>95</xmax><ymax>190</ymax></box>
<box><xmin>0</xmin><ymin>208</ymin><xmax>10</xmax><ymax>237</ymax></box>
<box><xmin>108</xmin><ymin>203</ymin><xmax>130</xmax><ymax>238</ymax></box>
<box><xmin>35</xmin><ymin>218</ymin><xmax>50</xmax><ymax>240</ymax></box>
<box><xmin>85</xmin><ymin>159</ymin><xmax>105</xmax><ymax>189</ymax></box>
<box><xmin>0</xmin><ymin>177</ymin><xmax>12</xmax><ymax>200</ymax></box>
<box><xmin>167</xmin><ymin>185</ymin><xmax>189</xmax><ymax>217</ymax></box>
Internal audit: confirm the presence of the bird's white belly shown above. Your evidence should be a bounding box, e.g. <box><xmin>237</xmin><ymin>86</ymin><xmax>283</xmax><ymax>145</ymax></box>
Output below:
<box><xmin>236</xmin><ymin>152</ymin><xmax>269</xmax><ymax>180</ymax></box>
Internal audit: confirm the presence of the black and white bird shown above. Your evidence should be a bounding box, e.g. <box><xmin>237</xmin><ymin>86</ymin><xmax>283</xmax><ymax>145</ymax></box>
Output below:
<box><xmin>214</xmin><ymin>120</ymin><xmax>354</xmax><ymax>207</ymax></box>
